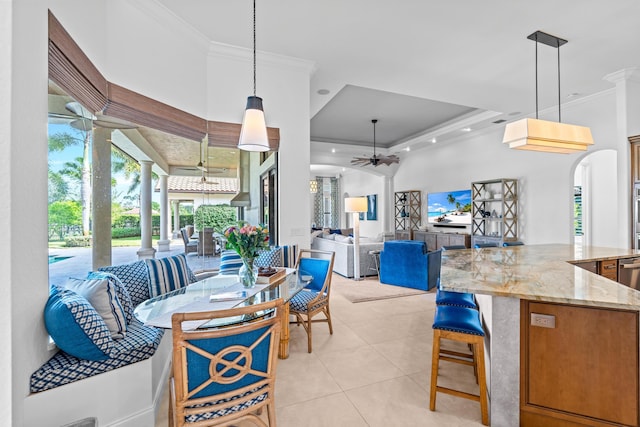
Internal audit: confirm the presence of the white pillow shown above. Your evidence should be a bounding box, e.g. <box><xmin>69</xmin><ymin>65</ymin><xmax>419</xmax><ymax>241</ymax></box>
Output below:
<box><xmin>334</xmin><ymin>234</ymin><xmax>353</xmax><ymax>244</ymax></box>
<box><xmin>64</xmin><ymin>277</ymin><xmax>128</xmax><ymax>339</ymax></box>
<box><xmin>322</xmin><ymin>233</ymin><xmax>336</xmax><ymax>240</ymax></box>
<box><xmin>311</xmin><ymin>230</ymin><xmax>325</xmax><ymax>239</ymax></box>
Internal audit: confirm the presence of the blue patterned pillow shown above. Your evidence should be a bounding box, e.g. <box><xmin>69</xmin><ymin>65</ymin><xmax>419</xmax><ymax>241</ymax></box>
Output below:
<box><xmin>146</xmin><ymin>254</ymin><xmax>192</xmax><ymax>297</ymax></box>
<box><xmin>98</xmin><ymin>261</ymin><xmax>150</xmax><ymax>307</ymax></box>
<box><xmin>255</xmin><ymin>247</ymin><xmax>283</xmax><ymax>268</ymax></box>
<box><xmin>44</xmin><ymin>286</ymin><xmax>114</xmax><ymax>361</ymax></box>
<box><xmin>87</xmin><ymin>271</ymin><xmax>134</xmax><ymax>324</ymax></box>
<box><xmin>220</xmin><ymin>250</ymin><xmax>242</xmax><ymax>275</ymax></box>
<box><xmin>63</xmin><ymin>277</ymin><xmax>128</xmax><ymax>339</ymax></box>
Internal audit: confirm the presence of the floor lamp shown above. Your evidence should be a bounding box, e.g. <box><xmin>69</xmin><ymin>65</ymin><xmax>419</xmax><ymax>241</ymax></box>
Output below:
<box><xmin>345</xmin><ymin>197</ymin><xmax>368</xmax><ymax>280</ymax></box>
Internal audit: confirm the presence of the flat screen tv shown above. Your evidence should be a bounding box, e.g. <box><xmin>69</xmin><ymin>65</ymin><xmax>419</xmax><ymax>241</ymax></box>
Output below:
<box><xmin>427</xmin><ymin>189</ymin><xmax>472</xmax><ymax>226</ymax></box>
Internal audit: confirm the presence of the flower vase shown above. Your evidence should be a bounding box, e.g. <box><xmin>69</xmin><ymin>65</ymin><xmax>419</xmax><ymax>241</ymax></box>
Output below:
<box><xmin>239</xmin><ymin>258</ymin><xmax>259</xmax><ymax>288</ymax></box>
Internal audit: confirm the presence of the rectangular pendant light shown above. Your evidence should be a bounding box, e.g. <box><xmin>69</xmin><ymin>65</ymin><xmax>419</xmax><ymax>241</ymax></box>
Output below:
<box><xmin>503</xmin><ymin>118</ymin><xmax>594</xmax><ymax>154</ymax></box>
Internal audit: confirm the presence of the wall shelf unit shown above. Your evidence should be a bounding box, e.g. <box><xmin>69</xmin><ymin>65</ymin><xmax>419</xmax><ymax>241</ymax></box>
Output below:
<box><xmin>394</xmin><ymin>190</ymin><xmax>421</xmax><ymax>233</ymax></box>
<box><xmin>471</xmin><ymin>178</ymin><xmax>518</xmax><ymax>246</ymax></box>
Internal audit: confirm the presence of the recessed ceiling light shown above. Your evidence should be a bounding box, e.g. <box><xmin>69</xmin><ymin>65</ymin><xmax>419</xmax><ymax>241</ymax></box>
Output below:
<box><xmin>405</xmin><ymin>147</ymin><xmax>411</xmax><ymax>152</ymax></box>
<box><xmin>317</xmin><ymin>89</ymin><xmax>330</xmax><ymax>95</ymax></box>
<box><xmin>461</xmin><ymin>127</ymin><xmax>471</xmax><ymax>132</ymax></box>
<box><xmin>431</xmin><ymin>138</ymin><xmax>437</xmax><ymax>144</ymax></box>
<box><xmin>331</xmin><ymin>148</ymin><xmax>336</xmax><ymax>153</ymax></box>
<box><xmin>567</xmin><ymin>92</ymin><xmax>581</xmax><ymax>98</ymax></box>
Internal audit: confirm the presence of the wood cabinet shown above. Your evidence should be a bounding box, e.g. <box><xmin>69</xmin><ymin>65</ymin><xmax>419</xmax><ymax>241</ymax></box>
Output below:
<box><xmin>471</xmin><ymin>178</ymin><xmax>518</xmax><ymax>247</ymax></box>
<box><xmin>598</xmin><ymin>259</ymin><xmax>618</xmax><ymax>281</ymax></box>
<box><xmin>394</xmin><ymin>229</ymin><xmax>412</xmax><ymax>240</ymax></box>
<box><xmin>413</xmin><ymin>230</ymin><xmax>470</xmax><ymax>251</ymax></box>
<box><xmin>521</xmin><ymin>300</ymin><xmax>639</xmax><ymax>426</ymax></box>
<box><xmin>394</xmin><ymin>191</ymin><xmax>421</xmax><ymax>232</ymax></box>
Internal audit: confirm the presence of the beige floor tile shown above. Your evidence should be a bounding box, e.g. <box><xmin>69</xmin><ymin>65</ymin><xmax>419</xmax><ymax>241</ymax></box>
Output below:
<box><xmin>274</xmin><ymin>351</ymin><xmax>343</xmax><ymax>407</ymax></box>
<box><xmin>371</xmin><ymin>332</ymin><xmax>434</xmax><ymax>374</ymax></box>
<box><xmin>287</xmin><ymin>317</ymin><xmax>368</xmax><ymax>355</ymax></box>
<box><xmin>347</xmin><ymin>310</ymin><xmax>434</xmax><ymax>345</ymax></box>
<box><xmin>346</xmin><ymin>376</ymin><xmax>484</xmax><ymax>427</ymax></box>
<box><xmin>277</xmin><ymin>392</ymin><xmax>368</xmax><ymax>427</ymax></box>
<box><xmin>316</xmin><ymin>345</ymin><xmax>405</xmax><ymax>390</ymax></box>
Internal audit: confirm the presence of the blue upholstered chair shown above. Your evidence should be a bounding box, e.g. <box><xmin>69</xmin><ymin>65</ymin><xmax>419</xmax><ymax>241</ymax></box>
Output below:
<box><xmin>430</xmin><ymin>305</ymin><xmax>489</xmax><ymax>425</ymax></box>
<box><xmin>170</xmin><ymin>298</ymin><xmax>284</xmax><ymax>427</ymax></box>
<box><xmin>379</xmin><ymin>240</ymin><xmax>441</xmax><ymax>291</ymax></box>
<box><xmin>289</xmin><ymin>249</ymin><xmax>335</xmax><ymax>353</ymax></box>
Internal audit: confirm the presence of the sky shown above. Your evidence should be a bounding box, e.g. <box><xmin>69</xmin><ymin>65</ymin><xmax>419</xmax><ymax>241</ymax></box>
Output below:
<box><xmin>48</xmin><ymin>122</ymin><xmax>153</xmax><ymax>205</ymax></box>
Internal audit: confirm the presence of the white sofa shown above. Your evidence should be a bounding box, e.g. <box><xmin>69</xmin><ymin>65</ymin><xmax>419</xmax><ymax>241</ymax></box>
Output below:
<box><xmin>311</xmin><ymin>233</ymin><xmax>385</xmax><ymax>278</ymax></box>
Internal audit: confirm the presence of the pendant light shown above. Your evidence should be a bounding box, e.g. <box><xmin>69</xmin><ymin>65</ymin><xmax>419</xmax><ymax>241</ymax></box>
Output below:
<box><xmin>238</xmin><ymin>0</ymin><xmax>270</xmax><ymax>152</ymax></box>
<box><xmin>502</xmin><ymin>31</ymin><xmax>594</xmax><ymax>154</ymax></box>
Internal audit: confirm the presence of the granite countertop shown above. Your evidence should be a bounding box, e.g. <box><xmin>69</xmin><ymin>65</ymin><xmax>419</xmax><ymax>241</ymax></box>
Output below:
<box><xmin>440</xmin><ymin>243</ymin><xmax>640</xmax><ymax>310</ymax></box>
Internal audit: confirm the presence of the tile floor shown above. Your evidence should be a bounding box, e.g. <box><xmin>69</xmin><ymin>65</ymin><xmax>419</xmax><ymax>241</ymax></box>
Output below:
<box><xmin>155</xmin><ymin>275</ymin><xmax>487</xmax><ymax>426</ymax></box>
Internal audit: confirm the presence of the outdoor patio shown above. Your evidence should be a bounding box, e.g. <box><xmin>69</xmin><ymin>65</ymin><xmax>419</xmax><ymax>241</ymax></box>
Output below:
<box><xmin>48</xmin><ymin>238</ymin><xmax>220</xmax><ymax>286</ymax></box>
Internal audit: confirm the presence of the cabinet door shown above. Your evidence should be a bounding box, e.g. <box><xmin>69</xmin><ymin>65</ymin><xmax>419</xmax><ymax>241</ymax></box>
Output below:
<box><xmin>598</xmin><ymin>259</ymin><xmax>618</xmax><ymax>281</ymax></box>
<box><xmin>425</xmin><ymin>233</ymin><xmax>437</xmax><ymax>252</ymax></box>
<box><xmin>435</xmin><ymin>234</ymin><xmax>450</xmax><ymax>250</ymax></box>
<box><xmin>449</xmin><ymin>234</ymin><xmax>466</xmax><ymax>248</ymax></box>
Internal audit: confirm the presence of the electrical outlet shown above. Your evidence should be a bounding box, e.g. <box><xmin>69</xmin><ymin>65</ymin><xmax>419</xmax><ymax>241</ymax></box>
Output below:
<box><xmin>531</xmin><ymin>313</ymin><xmax>555</xmax><ymax>328</ymax></box>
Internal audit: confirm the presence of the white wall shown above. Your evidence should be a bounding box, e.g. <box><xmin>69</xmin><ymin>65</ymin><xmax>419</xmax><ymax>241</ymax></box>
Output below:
<box><xmin>342</xmin><ymin>169</ymin><xmax>386</xmax><ymax>238</ymax></box>
<box><xmin>395</xmin><ymin>90</ymin><xmax>621</xmax><ymax>246</ymax></box>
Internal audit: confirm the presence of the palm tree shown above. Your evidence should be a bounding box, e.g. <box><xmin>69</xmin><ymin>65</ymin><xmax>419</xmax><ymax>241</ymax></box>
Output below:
<box><xmin>49</xmin><ymin>131</ymin><xmax>92</xmax><ymax>236</ymax></box>
<box><xmin>112</xmin><ymin>146</ymin><xmax>158</xmax><ymax>195</ymax></box>
<box><xmin>447</xmin><ymin>193</ymin><xmax>456</xmax><ymax>208</ymax></box>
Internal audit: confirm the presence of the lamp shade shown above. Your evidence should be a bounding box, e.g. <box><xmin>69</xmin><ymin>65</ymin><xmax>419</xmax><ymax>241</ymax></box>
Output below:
<box><xmin>238</xmin><ymin>96</ymin><xmax>270</xmax><ymax>152</ymax></box>
<box><xmin>345</xmin><ymin>197</ymin><xmax>367</xmax><ymax>213</ymax></box>
<box><xmin>502</xmin><ymin>118</ymin><xmax>594</xmax><ymax>154</ymax></box>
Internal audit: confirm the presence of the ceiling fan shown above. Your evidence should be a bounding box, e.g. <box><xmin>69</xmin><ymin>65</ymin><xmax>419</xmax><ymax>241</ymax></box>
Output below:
<box><xmin>48</xmin><ymin>101</ymin><xmax>137</xmax><ymax>130</ymax></box>
<box><xmin>351</xmin><ymin>119</ymin><xmax>400</xmax><ymax>167</ymax></box>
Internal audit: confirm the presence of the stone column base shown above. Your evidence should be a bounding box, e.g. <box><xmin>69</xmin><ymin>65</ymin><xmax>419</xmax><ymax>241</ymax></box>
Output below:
<box><xmin>157</xmin><ymin>239</ymin><xmax>171</xmax><ymax>252</ymax></box>
<box><xmin>137</xmin><ymin>247</ymin><xmax>157</xmax><ymax>260</ymax></box>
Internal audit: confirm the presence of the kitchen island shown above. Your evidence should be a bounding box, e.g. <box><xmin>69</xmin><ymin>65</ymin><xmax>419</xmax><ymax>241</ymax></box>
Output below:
<box><xmin>440</xmin><ymin>244</ymin><xmax>640</xmax><ymax>427</ymax></box>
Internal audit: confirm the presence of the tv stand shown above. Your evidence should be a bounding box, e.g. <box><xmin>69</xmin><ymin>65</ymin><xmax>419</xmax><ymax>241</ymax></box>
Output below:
<box><xmin>412</xmin><ymin>230</ymin><xmax>470</xmax><ymax>251</ymax></box>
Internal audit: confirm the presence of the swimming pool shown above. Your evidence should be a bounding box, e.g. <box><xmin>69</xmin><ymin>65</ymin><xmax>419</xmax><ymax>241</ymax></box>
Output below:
<box><xmin>48</xmin><ymin>255</ymin><xmax>72</xmax><ymax>264</ymax></box>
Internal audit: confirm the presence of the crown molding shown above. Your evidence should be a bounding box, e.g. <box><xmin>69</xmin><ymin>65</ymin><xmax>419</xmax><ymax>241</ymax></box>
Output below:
<box><xmin>129</xmin><ymin>0</ymin><xmax>211</xmax><ymax>52</ymax></box>
<box><xmin>208</xmin><ymin>41</ymin><xmax>316</xmax><ymax>74</ymax></box>
<box><xmin>603</xmin><ymin>67</ymin><xmax>640</xmax><ymax>85</ymax></box>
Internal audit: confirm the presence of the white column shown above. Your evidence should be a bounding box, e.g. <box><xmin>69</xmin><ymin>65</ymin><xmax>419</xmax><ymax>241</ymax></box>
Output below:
<box><xmin>92</xmin><ymin>127</ymin><xmax>112</xmax><ymax>268</ymax></box>
<box><xmin>157</xmin><ymin>174</ymin><xmax>170</xmax><ymax>252</ymax></box>
<box><xmin>137</xmin><ymin>160</ymin><xmax>156</xmax><ymax>259</ymax></box>
<box><xmin>172</xmin><ymin>200</ymin><xmax>181</xmax><ymax>238</ymax></box>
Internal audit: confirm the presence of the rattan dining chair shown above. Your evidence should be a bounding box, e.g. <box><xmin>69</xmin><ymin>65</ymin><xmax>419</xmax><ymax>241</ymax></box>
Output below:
<box><xmin>289</xmin><ymin>249</ymin><xmax>335</xmax><ymax>353</ymax></box>
<box><xmin>169</xmin><ymin>299</ymin><xmax>284</xmax><ymax>427</ymax></box>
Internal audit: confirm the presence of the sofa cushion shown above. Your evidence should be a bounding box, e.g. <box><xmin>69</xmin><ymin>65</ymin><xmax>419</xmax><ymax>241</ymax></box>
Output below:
<box><xmin>98</xmin><ymin>261</ymin><xmax>150</xmax><ymax>307</ymax></box>
<box><xmin>334</xmin><ymin>234</ymin><xmax>353</xmax><ymax>244</ymax></box>
<box><xmin>44</xmin><ymin>286</ymin><xmax>114</xmax><ymax>361</ymax></box>
<box><xmin>63</xmin><ymin>277</ymin><xmax>128</xmax><ymax>339</ymax></box>
<box><xmin>30</xmin><ymin>318</ymin><xmax>164</xmax><ymax>393</ymax></box>
<box><xmin>255</xmin><ymin>247</ymin><xmax>283</xmax><ymax>268</ymax></box>
<box><xmin>219</xmin><ymin>250</ymin><xmax>242</xmax><ymax>275</ymax></box>
<box><xmin>87</xmin><ymin>271</ymin><xmax>134</xmax><ymax>324</ymax></box>
<box><xmin>145</xmin><ymin>254</ymin><xmax>192</xmax><ymax>298</ymax></box>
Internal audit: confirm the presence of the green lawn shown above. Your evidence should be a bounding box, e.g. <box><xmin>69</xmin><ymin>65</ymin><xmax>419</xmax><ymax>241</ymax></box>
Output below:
<box><xmin>48</xmin><ymin>236</ymin><xmax>164</xmax><ymax>249</ymax></box>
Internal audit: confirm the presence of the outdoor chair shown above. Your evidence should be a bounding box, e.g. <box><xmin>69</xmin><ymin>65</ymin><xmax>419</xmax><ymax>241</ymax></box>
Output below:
<box><xmin>289</xmin><ymin>249</ymin><xmax>335</xmax><ymax>353</ymax></box>
<box><xmin>197</xmin><ymin>227</ymin><xmax>215</xmax><ymax>256</ymax></box>
<box><xmin>181</xmin><ymin>228</ymin><xmax>198</xmax><ymax>255</ymax></box>
<box><xmin>169</xmin><ymin>299</ymin><xmax>284</xmax><ymax>427</ymax></box>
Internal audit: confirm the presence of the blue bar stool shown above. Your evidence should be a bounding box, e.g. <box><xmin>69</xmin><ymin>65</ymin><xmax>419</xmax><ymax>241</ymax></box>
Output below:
<box><xmin>502</xmin><ymin>241</ymin><xmax>524</xmax><ymax>246</ymax></box>
<box><xmin>430</xmin><ymin>305</ymin><xmax>489</xmax><ymax>425</ymax></box>
<box><xmin>474</xmin><ymin>242</ymin><xmax>499</xmax><ymax>248</ymax></box>
<box><xmin>435</xmin><ymin>279</ymin><xmax>478</xmax><ymax>309</ymax></box>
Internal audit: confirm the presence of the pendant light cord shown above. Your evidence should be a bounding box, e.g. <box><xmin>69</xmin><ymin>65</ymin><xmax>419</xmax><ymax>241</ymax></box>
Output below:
<box><xmin>535</xmin><ymin>35</ymin><xmax>538</xmax><ymax>119</ymax></box>
<box><xmin>557</xmin><ymin>43</ymin><xmax>561</xmax><ymax>123</ymax></box>
<box><xmin>253</xmin><ymin>0</ymin><xmax>257</xmax><ymax>97</ymax></box>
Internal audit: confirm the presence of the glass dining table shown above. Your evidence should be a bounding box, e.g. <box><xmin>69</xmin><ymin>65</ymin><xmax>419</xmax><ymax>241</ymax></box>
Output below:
<box><xmin>134</xmin><ymin>268</ymin><xmax>312</xmax><ymax>359</ymax></box>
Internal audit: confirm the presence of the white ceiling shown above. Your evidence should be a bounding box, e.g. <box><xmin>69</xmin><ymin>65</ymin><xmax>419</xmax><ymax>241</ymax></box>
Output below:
<box><xmin>157</xmin><ymin>0</ymin><xmax>639</xmax><ymax>167</ymax></box>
